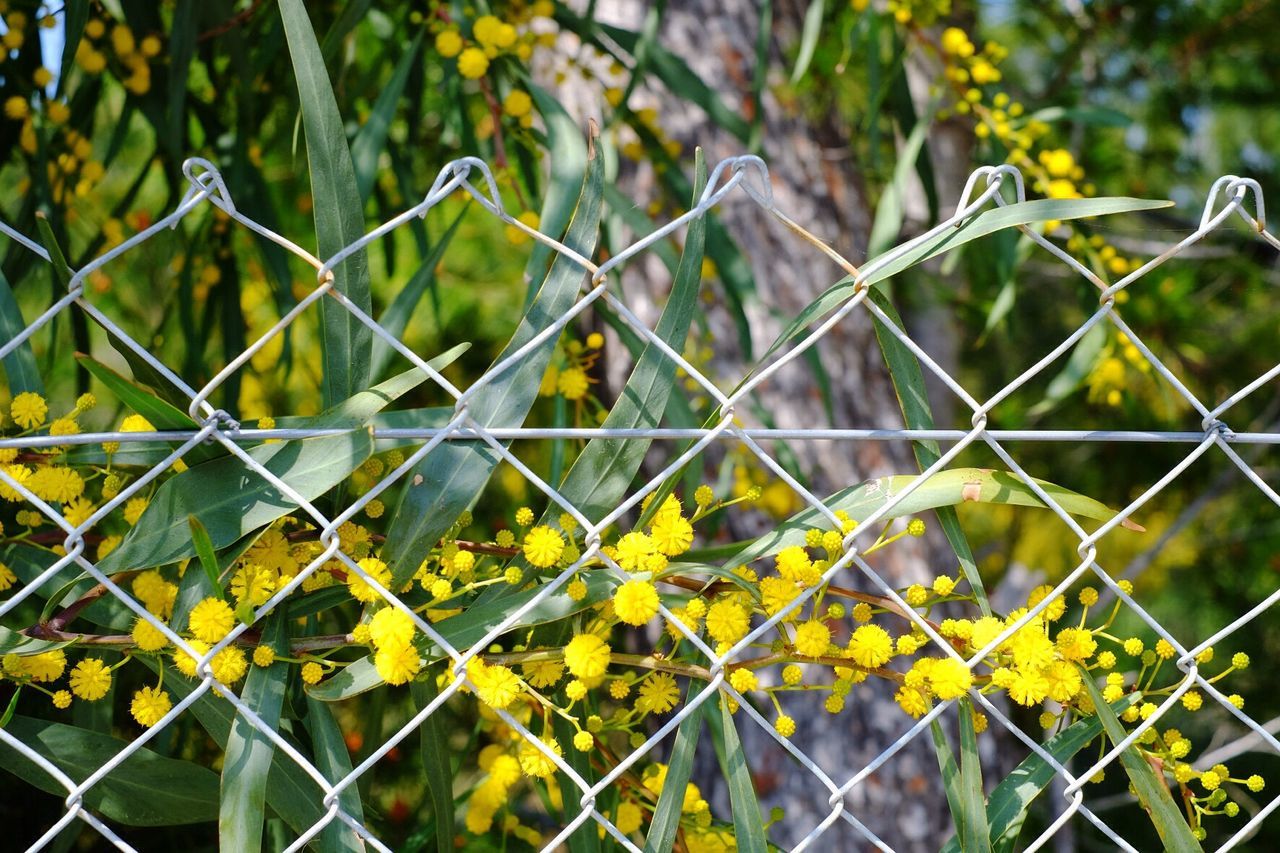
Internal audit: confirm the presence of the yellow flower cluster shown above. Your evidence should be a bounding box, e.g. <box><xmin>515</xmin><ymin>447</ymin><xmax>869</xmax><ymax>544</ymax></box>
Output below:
<box><xmin>538</xmin><ymin>333</ymin><xmax>604</xmax><ymax>403</ymax></box>
<box><xmin>432</xmin><ymin>4</ymin><xmax>553</xmax><ymax>81</ymax></box>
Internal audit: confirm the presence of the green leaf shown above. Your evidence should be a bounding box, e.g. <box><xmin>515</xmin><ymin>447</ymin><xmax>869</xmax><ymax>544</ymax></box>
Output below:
<box><xmin>552</xmin><ymin>152</ymin><xmax>707</xmax><ymax>524</ymax></box>
<box><xmin>165</xmin><ymin>1</ymin><xmax>198</xmax><ymax>158</ymax></box>
<box><xmin>307</xmin><ymin>572</ymin><xmax>618</xmax><ymax>701</ymax></box>
<box><xmin>411</xmin><ymin>675</ymin><xmax>455</xmax><ymax>852</ymax></box>
<box><xmin>0</xmin><ymin>689</ymin><xmax>19</xmax><ymax>729</ymax></box>
<box><xmin>280</xmin><ymin>0</ymin><xmax>374</xmax><ymax>407</ymax></box>
<box><xmin>369</xmin><ymin>209</ymin><xmax>468</xmax><ymax>380</ymax></box>
<box><xmin>303</xmin><ymin>694</ymin><xmax>367</xmax><ymax>853</ymax></box>
<box><xmin>380</xmin><ymin>130</ymin><xmax>603</xmax><ymax>588</ymax></box>
<box><xmin>868</xmin><ymin>289</ymin><xmax>989</xmax><ymax>613</ymax></box>
<box><xmin>931</xmin><ymin>720</ymin><xmax>966</xmax><ymax>849</ymax></box>
<box><xmin>35</xmin><ymin>214</ymin><xmax>73</xmax><ymax>288</ymax></box>
<box><xmin>525</xmin><ymin>85</ymin><xmax>589</xmax><ymax>295</ymax></box>
<box><xmin>96</xmin><ymin>360</ymin><xmax>435</xmax><ymax>574</ymax></box>
<box><xmin>220</xmin><ymin>612</ymin><xmax>290</xmax><ymax>853</ymax></box>
<box><xmin>867</xmin><ymin>101</ymin><xmax>935</xmax><ymax>257</ymax></box>
<box><xmin>940</xmin><ymin>694</ymin><xmax>1139</xmax><ymax>853</ymax></box>
<box><xmin>718</xmin><ymin>700</ymin><xmax>768</xmax><ymax>853</ymax></box>
<box><xmin>352</xmin><ymin>32</ymin><xmax>423</xmax><ymax>202</ymax></box>
<box><xmin>0</xmin><ymin>716</ymin><xmax>219</xmax><ymax>826</ymax></box>
<box><xmin>722</xmin><ymin>467</ymin><xmax>1141</xmax><ymax>569</ymax></box>
<box><xmin>473</xmin><ymin>150</ymin><xmax>707</xmax><ymax>614</ymax></box>
<box><xmin>0</xmin><ymin>269</ymin><xmax>42</xmax><ymax>395</ymax></box>
<box><xmin>1030</xmin><ymin>106</ymin><xmax>1132</xmax><ymax>128</ymax></box>
<box><xmin>752</xmin><ymin>195</ymin><xmax>1174</xmax><ymax>369</ymax></box>
<box><xmin>553</xmin><ymin>712</ymin><xmax>601</xmax><ymax>853</ymax></box>
<box><xmin>287</xmin><ymin>351</ymin><xmax>468</xmax><ymax>432</ymax></box>
<box><xmin>76</xmin><ymin>353</ymin><xmax>219</xmax><ymax>465</ymax></box>
<box><xmin>97</xmin><ymin>431</ymin><xmax>372</xmax><ymax>574</ymax></box>
<box><xmin>644</xmin><ymin>686</ymin><xmax>705</xmax><ymax>852</ymax></box>
<box><xmin>1081</xmin><ymin>674</ymin><xmax>1202</xmax><ymax>852</ymax></box>
<box><xmin>57</xmin><ymin>1</ymin><xmax>90</xmax><ymax>98</ymax></box>
<box><xmin>1028</xmin><ymin>322</ymin><xmax>1108</xmax><ymax>417</ymax></box>
<box><xmin>143</xmin><ymin>661</ymin><xmax>363</xmax><ymax>851</ymax></box>
<box><xmin>958</xmin><ymin>699</ymin><xmax>990</xmax><ymax>851</ymax></box>
<box><xmin>790</xmin><ymin>0</ymin><xmax>826</xmax><ymax>83</ymax></box>
<box><xmin>77</xmin><ymin>353</ymin><xmax>197</xmax><ymax>431</ymax></box>
<box><xmin>320</xmin><ymin>0</ymin><xmax>373</xmax><ymax>60</ymax></box>
<box><xmin>189</xmin><ymin>516</ymin><xmax>225</xmax><ymax>598</ymax></box>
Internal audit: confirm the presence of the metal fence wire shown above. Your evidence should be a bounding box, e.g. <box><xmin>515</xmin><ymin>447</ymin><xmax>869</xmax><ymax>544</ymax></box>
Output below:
<box><xmin>2</xmin><ymin>153</ymin><xmax>1280</xmax><ymax>852</ymax></box>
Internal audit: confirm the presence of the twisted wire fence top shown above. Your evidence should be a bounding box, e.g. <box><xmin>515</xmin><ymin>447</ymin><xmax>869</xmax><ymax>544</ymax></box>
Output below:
<box><xmin>1</xmin><ymin>150</ymin><xmax>1279</xmax><ymax>852</ymax></box>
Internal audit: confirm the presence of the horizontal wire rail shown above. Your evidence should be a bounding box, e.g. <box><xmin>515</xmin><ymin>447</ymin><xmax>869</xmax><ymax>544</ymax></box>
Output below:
<box><xmin>1</xmin><ymin>151</ymin><xmax>1279</xmax><ymax>852</ymax></box>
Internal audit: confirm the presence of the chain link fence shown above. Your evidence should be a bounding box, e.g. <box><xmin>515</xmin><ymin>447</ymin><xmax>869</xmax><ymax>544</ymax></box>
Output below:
<box><xmin>2</xmin><ymin>153</ymin><xmax>1279</xmax><ymax>852</ymax></box>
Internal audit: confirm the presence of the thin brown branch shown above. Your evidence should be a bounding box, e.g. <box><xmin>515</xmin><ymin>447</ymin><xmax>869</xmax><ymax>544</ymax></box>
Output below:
<box><xmin>197</xmin><ymin>0</ymin><xmax>266</xmax><ymax>43</ymax></box>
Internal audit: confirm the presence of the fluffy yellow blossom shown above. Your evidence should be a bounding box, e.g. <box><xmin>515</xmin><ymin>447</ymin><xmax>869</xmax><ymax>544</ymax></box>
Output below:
<box><xmin>518</xmin><ymin>736</ymin><xmax>562</xmax><ymax>778</ymax></box>
<box><xmin>130</xmin><ymin>686</ymin><xmax>172</xmax><ymax>727</ymax></box>
<box><xmin>847</xmin><ymin>625</ymin><xmax>894</xmax><ymax>669</ymax></box>
<box><xmin>375</xmin><ymin>641</ymin><xmax>420</xmax><ymax>685</ymax></box>
<box><xmin>522</xmin><ymin>659</ymin><xmax>564</xmax><ymax>689</ymax></box>
<box><xmin>503</xmin><ymin>89</ymin><xmax>533</xmax><ymax>118</ymax></box>
<box><xmin>69</xmin><ymin>658</ymin><xmax>112</xmax><ymax>700</ymax></box>
<box><xmin>928</xmin><ymin>658</ymin><xmax>974</xmax><ymax>700</ymax></box>
<box><xmin>435</xmin><ymin>29</ymin><xmax>463</xmax><ymax>58</ymax></box>
<box><xmin>705</xmin><ymin>599</ymin><xmax>750</xmax><ymax>645</ymax></box>
<box><xmin>793</xmin><ymin>620</ymin><xmax>831</xmax><ymax>658</ymax></box>
<box><xmin>347</xmin><ymin>557</ymin><xmax>392</xmax><ymax>603</ymax></box>
<box><xmin>557</xmin><ymin>366</ymin><xmax>589</xmax><ymax>400</ymax></box>
<box><xmin>564</xmin><ymin>634</ymin><xmax>611</xmax><ymax>679</ymax></box>
<box><xmin>27</xmin><ymin>467</ymin><xmax>85</xmax><ymax>503</ymax></box>
<box><xmin>467</xmin><ymin>660</ymin><xmax>524</xmax><ymax>709</ymax></box>
<box><xmin>457</xmin><ymin>47</ymin><xmax>489</xmax><ymax>79</ymax></box>
<box><xmin>523</xmin><ymin>526</ymin><xmax>564</xmax><ymax>568</ymax></box>
<box><xmin>637</xmin><ymin>672</ymin><xmax>680</xmax><ymax>714</ymax></box>
<box><xmin>614</xmin><ymin>579</ymin><xmax>660</xmax><ymax>625</ymax></box>
<box><xmin>230</xmin><ymin>564</ymin><xmax>275</xmax><ymax>607</ymax></box>
<box><xmin>188</xmin><ymin>597</ymin><xmax>235</xmax><ymax>643</ymax></box>
<box><xmin>369</xmin><ymin>606</ymin><xmax>415</xmax><ymax>649</ymax></box>
<box><xmin>774</xmin><ymin>714</ymin><xmax>797</xmax><ymax>737</ymax></box>
<box><xmin>131</xmin><ymin>618</ymin><xmax>169</xmax><ymax>651</ymax></box>
<box><xmin>252</xmin><ymin>645</ymin><xmax>276</xmax><ymax>667</ymax></box>
<box><xmin>210</xmin><ymin>647</ymin><xmax>248</xmax><ymax>684</ymax></box>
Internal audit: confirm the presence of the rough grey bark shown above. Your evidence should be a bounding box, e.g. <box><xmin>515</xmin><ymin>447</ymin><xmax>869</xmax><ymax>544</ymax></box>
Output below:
<box><xmin>544</xmin><ymin>2</ymin><xmax>978</xmax><ymax>848</ymax></box>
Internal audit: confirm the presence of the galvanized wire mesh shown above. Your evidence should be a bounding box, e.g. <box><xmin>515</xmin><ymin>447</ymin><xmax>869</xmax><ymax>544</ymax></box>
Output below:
<box><xmin>2</xmin><ymin>154</ymin><xmax>1280</xmax><ymax>852</ymax></box>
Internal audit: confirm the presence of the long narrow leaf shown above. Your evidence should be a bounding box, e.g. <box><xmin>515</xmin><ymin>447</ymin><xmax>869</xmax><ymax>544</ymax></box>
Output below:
<box><xmin>220</xmin><ymin>613</ymin><xmax>290</xmax><ymax>853</ymax></box>
<box><xmin>958</xmin><ymin>699</ymin><xmax>990</xmax><ymax>851</ymax></box>
<box><xmin>369</xmin><ymin>209</ymin><xmax>468</xmax><ymax>380</ymax></box>
<box><xmin>753</xmin><ymin>195</ymin><xmax>1174</xmax><ymax>369</ymax></box>
<box><xmin>303</xmin><ymin>694</ymin><xmax>367</xmax><ymax>852</ymax></box>
<box><xmin>940</xmin><ymin>694</ymin><xmax>1140</xmax><ymax>853</ymax></box>
<box><xmin>1081</xmin><ymin>674</ymin><xmax>1202</xmax><ymax>852</ymax></box>
<box><xmin>410</xmin><ymin>675</ymin><xmax>455</xmax><ymax>851</ymax></box>
<box><xmin>352</xmin><ymin>32</ymin><xmax>423</xmax><ymax>202</ymax></box>
<box><xmin>790</xmin><ymin>0</ymin><xmax>826</xmax><ymax>83</ymax></box>
<box><xmin>644</xmin><ymin>688</ymin><xmax>705</xmax><ymax>852</ymax></box>
<box><xmin>144</xmin><ymin>660</ymin><xmax>363</xmax><ymax>851</ymax></box>
<box><xmin>719</xmin><ymin>700</ymin><xmax>768</xmax><ymax>853</ymax></box>
<box><xmin>188</xmin><ymin>516</ymin><xmax>225</xmax><ymax>599</ymax></box>
<box><xmin>380</xmin><ymin>130</ymin><xmax>603</xmax><ymax>588</ymax></box>
<box><xmin>868</xmin><ymin>289</ymin><xmax>989</xmax><ymax>613</ymax></box>
<box><xmin>0</xmin><ymin>716</ymin><xmax>219</xmax><ymax>826</ymax></box>
<box><xmin>279</xmin><ymin>0</ymin><xmax>374</xmax><ymax>407</ymax></box>
<box><xmin>721</xmin><ymin>467</ymin><xmax>1141</xmax><ymax>570</ymax></box>
<box><xmin>0</xmin><ymin>269</ymin><xmax>42</xmax><ymax>395</ymax></box>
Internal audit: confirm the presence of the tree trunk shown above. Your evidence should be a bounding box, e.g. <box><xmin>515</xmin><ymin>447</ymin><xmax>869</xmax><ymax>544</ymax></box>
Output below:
<box><xmin>546</xmin><ymin>3</ymin><xmax>973</xmax><ymax>847</ymax></box>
